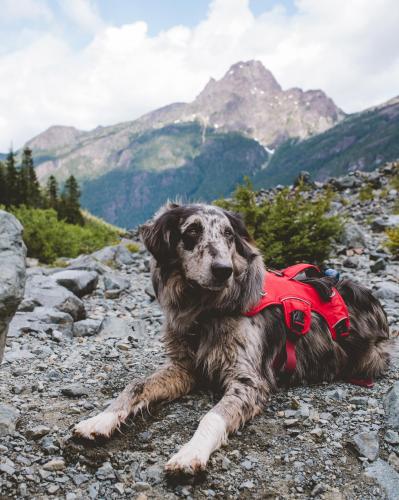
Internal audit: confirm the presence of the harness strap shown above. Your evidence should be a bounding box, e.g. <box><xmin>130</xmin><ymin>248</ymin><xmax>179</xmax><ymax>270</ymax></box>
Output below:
<box><xmin>282</xmin><ymin>263</ymin><xmax>321</xmax><ymax>279</ymax></box>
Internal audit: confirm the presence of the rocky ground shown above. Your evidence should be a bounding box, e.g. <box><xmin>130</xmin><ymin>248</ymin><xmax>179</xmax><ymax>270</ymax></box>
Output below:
<box><xmin>1</xmin><ymin>165</ymin><xmax>399</xmax><ymax>500</ymax></box>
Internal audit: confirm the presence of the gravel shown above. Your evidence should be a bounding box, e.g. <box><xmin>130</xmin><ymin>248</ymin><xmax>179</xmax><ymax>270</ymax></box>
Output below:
<box><xmin>0</xmin><ymin>165</ymin><xmax>399</xmax><ymax>498</ymax></box>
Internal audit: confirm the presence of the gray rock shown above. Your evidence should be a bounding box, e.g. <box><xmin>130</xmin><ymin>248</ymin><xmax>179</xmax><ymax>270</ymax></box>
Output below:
<box><xmin>103</xmin><ymin>272</ymin><xmax>130</xmax><ymax>292</ymax></box>
<box><xmin>339</xmin><ymin>222</ymin><xmax>367</xmax><ymax>248</ymax></box>
<box><xmin>326</xmin><ymin>388</ymin><xmax>347</xmax><ymax>401</ymax></box>
<box><xmin>0</xmin><ymin>210</ymin><xmax>26</xmax><ymax>362</ymax></box>
<box><xmin>73</xmin><ymin>318</ymin><xmax>101</xmax><ymax>337</ymax></box>
<box><xmin>372</xmin><ymin>215</ymin><xmax>399</xmax><ymax>232</ymax></box>
<box><xmin>384</xmin><ymin>382</ymin><xmax>399</xmax><ymax>430</ymax></box>
<box><xmin>8</xmin><ymin>308</ymin><xmax>74</xmax><ymax>339</ymax></box>
<box><xmin>52</xmin><ymin>269</ymin><xmax>98</xmax><ymax>297</ymax></box>
<box><xmin>61</xmin><ymin>384</ymin><xmax>89</xmax><ymax>398</ymax></box>
<box><xmin>91</xmin><ymin>246</ymin><xmax>117</xmax><ymax>264</ymax></box>
<box><xmin>365</xmin><ymin>459</ymin><xmax>399</xmax><ymax>500</ymax></box>
<box><xmin>0</xmin><ymin>404</ymin><xmax>20</xmax><ymax>436</ymax></box>
<box><xmin>385</xmin><ymin>430</ymin><xmax>399</xmax><ymax>445</ymax></box>
<box><xmin>24</xmin><ymin>275</ymin><xmax>85</xmax><ymax>321</ymax></box>
<box><xmin>351</xmin><ymin>431</ymin><xmax>379</xmax><ymax>461</ymax></box>
<box><xmin>374</xmin><ymin>282</ymin><xmax>399</xmax><ymax>301</ymax></box>
<box><xmin>144</xmin><ymin>464</ymin><xmax>163</xmax><ymax>484</ymax></box>
<box><xmin>342</xmin><ymin>256</ymin><xmax>359</xmax><ymax>268</ymax></box>
<box><xmin>115</xmin><ymin>244</ymin><xmax>136</xmax><ymax>266</ymax></box>
<box><xmin>67</xmin><ymin>255</ymin><xmax>111</xmax><ymax>275</ymax></box>
<box><xmin>370</xmin><ymin>258</ymin><xmax>386</xmax><ymax>273</ymax></box>
<box><xmin>97</xmin><ymin>316</ymin><xmax>134</xmax><ymax>340</ymax></box>
<box><xmin>26</xmin><ymin>425</ymin><xmax>51</xmax><ymax>440</ymax></box>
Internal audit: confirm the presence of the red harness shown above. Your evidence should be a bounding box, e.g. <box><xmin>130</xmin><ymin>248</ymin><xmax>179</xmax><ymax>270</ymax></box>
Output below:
<box><xmin>244</xmin><ymin>264</ymin><xmax>352</xmax><ymax>376</ymax></box>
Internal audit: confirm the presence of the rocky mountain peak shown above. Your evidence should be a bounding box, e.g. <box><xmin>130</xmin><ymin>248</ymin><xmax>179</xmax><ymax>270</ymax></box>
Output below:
<box><xmin>27</xmin><ymin>125</ymin><xmax>83</xmax><ymax>151</ymax></box>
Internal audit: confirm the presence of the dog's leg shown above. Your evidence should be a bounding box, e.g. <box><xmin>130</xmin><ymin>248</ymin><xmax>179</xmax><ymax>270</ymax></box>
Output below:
<box><xmin>74</xmin><ymin>363</ymin><xmax>194</xmax><ymax>439</ymax></box>
<box><xmin>165</xmin><ymin>378</ymin><xmax>269</xmax><ymax>475</ymax></box>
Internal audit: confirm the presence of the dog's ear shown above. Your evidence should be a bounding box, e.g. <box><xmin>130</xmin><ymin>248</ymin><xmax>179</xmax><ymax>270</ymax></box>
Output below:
<box><xmin>223</xmin><ymin>210</ymin><xmax>258</xmax><ymax>261</ymax></box>
<box><xmin>140</xmin><ymin>205</ymin><xmax>181</xmax><ymax>263</ymax></box>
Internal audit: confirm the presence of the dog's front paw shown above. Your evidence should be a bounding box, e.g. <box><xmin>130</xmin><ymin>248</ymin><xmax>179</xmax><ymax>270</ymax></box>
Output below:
<box><xmin>73</xmin><ymin>411</ymin><xmax>120</xmax><ymax>439</ymax></box>
<box><xmin>165</xmin><ymin>444</ymin><xmax>208</xmax><ymax>475</ymax></box>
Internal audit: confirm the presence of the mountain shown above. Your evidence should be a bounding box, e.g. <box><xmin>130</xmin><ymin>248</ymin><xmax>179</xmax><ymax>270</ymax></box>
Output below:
<box><xmin>26</xmin><ymin>60</ymin><xmax>344</xmax><ymax>187</ymax></box>
<box><xmin>253</xmin><ymin>95</ymin><xmax>399</xmax><ymax>187</ymax></box>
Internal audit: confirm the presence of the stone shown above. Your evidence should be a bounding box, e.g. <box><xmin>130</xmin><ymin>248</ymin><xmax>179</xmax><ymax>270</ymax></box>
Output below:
<box><xmin>0</xmin><ymin>210</ymin><xmax>26</xmax><ymax>363</ymax></box>
<box><xmin>43</xmin><ymin>458</ymin><xmax>65</xmax><ymax>471</ymax></box>
<box><xmin>351</xmin><ymin>431</ymin><xmax>379</xmax><ymax>461</ymax></box>
<box><xmin>97</xmin><ymin>316</ymin><xmax>135</xmax><ymax>340</ymax></box>
<box><xmin>73</xmin><ymin>318</ymin><xmax>101</xmax><ymax>337</ymax></box>
<box><xmin>96</xmin><ymin>461</ymin><xmax>116</xmax><ymax>480</ymax></box>
<box><xmin>326</xmin><ymin>388</ymin><xmax>347</xmax><ymax>401</ymax></box>
<box><xmin>374</xmin><ymin>283</ymin><xmax>399</xmax><ymax>301</ymax></box>
<box><xmin>115</xmin><ymin>244</ymin><xmax>136</xmax><ymax>266</ymax></box>
<box><xmin>388</xmin><ymin>453</ymin><xmax>399</xmax><ymax>472</ymax></box>
<box><xmin>370</xmin><ymin>258</ymin><xmax>386</xmax><ymax>273</ymax></box>
<box><xmin>52</xmin><ymin>269</ymin><xmax>99</xmax><ymax>297</ymax></box>
<box><xmin>103</xmin><ymin>272</ymin><xmax>130</xmax><ymax>292</ymax></box>
<box><xmin>26</xmin><ymin>425</ymin><xmax>51</xmax><ymax>440</ymax></box>
<box><xmin>385</xmin><ymin>430</ymin><xmax>399</xmax><ymax>445</ymax></box>
<box><xmin>372</xmin><ymin>215</ymin><xmax>399</xmax><ymax>232</ymax></box>
<box><xmin>91</xmin><ymin>245</ymin><xmax>117</xmax><ymax>264</ymax></box>
<box><xmin>0</xmin><ymin>404</ymin><xmax>20</xmax><ymax>436</ymax></box>
<box><xmin>61</xmin><ymin>384</ymin><xmax>89</xmax><ymax>398</ymax></box>
<box><xmin>24</xmin><ymin>275</ymin><xmax>85</xmax><ymax>321</ymax></box>
<box><xmin>144</xmin><ymin>464</ymin><xmax>163</xmax><ymax>484</ymax></box>
<box><xmin>67</xmin><ymin>255</ymin><xmax>111</xmax><ymax>275</ymax></box>
<box><xmin>339</xmin><ymin>222</ymin><xmax>367</xmax><ymax>248</ymax></box>
<box><xmin>384</xmin><ymin>382</ymin><xmax>399</xmax><ymax>430</ymax></box>
<box><xmin>365</xmin><ymin>459</ymin><xmax>399</xmax><ymax>500</ymax></box>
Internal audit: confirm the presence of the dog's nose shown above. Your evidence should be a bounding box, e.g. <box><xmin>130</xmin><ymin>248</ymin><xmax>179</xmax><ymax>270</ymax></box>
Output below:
<box><xmin>211</xmin><ymin>262</ymin><xmax>233</xmax><ymax>281</ymax></box>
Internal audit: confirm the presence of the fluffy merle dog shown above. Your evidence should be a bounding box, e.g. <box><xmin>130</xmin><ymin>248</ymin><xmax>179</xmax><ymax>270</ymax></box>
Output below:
<box><xmin>74</xmin><ymin>203</ymin><xmax>396</xmax><ymax>475</ymax></box>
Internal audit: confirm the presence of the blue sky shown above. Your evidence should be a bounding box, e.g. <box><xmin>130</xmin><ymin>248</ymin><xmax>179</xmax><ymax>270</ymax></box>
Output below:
<box><xmin>0</xmin><ymin>0</ymin><xmax>398</xmax><ymax>150</ymax></box>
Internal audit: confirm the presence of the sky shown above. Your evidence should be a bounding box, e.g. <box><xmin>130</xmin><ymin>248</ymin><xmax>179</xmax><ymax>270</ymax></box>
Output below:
<box><xmin>0</xmin><ymin>0</ymin><xmax>398</xmax><ymax>151</ymax></box>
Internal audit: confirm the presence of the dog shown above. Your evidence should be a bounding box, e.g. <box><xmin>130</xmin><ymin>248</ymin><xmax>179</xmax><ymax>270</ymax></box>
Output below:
<box><xmin>74</xmin><ymin>202</ymin><xmax>397</xmax><ymax>475</ymax></box>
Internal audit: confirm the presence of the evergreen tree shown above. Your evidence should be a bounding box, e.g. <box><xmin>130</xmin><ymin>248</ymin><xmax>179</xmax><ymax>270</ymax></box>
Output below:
<box><xmin>5</xmin><ymin>149</ymin><xmax>18</xmax><ymax>206</ymax></box>
<box><xmin>59</xmin><ymin>175</ymin><xmax>84</xmax><ymax>225</ymax></box>
<box><xmin>46</xmin><ymin>175</ymin><xmax>59</xmax><ymax>209</ymax></box>
<box><xmin>22</xmin><ymin>147</ymin><xmax>41</xmax><ymax>207</ymax></box>
<box><xmin>0</xmin><ymin>161</ymin><xmax>7</xmax><ymax>205</ymax></box>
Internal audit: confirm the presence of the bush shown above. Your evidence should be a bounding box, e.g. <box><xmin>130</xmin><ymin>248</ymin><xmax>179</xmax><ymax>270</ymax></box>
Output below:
<box><xmin>387</xmin><ymin>227</ymin><xmax>399</xmax><ymax>258</ymax></box>
<box><xmin>8</xmin><ymin>206</ymin><xmax>120</xmax><ymax>264</ymax></box>
<box><xmin>125</xmin><ymin>242</ymin><xmax>140</xmax><ymax>253</ymax></box>
<box><xmin>215</xmin><ymin>179</ymin><xmax>343</xmax><ymax>268</ymax></box>
<box><xmin>358</xmin><ymin>183</ymin><xmax>374</xmax><ymax>202</ymax></box>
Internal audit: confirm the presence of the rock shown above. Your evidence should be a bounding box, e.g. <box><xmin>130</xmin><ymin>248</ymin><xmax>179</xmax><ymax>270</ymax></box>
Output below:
<box><xmin>24</xmin><ymin>275</ymin><xmax>85</xmax><ymax>321</ymax></box>
<box><xmin>385</xmin><ymin>430</ymin><xmax>399</xmax><ymax>445</ymax></box>
<box><xmin>374</xmin><ymin>283</ymin><xmax>399</xmax><ymax>301</ymax></box>
<box><xmin>370</xmin><ymin>258</ymin><xmax>386</xmax><ymax>273</ymax></box>
<box><xmin>67</xmin><ymin>255</ymin><xmax>111</xmax><ymax>275</ymax></box>
<box><xmin>115</xmin><ymin>244</ymin><xmax>136</xmax><ymax>266</ymax></box>
<box><xmin>144</xmin><ymin>464</ymin><xmax>163</xmax><ymax>484</ymax></box>
<box><xmin>103</xmin><ymin>272</ymin><xmax>130</xmax><ymax>292</ymax></box>
<box><xmin>0</xmin><ymin>210</ymin><xmax>26</xmax><ymax>362</ymax></box>
<box><xmin>350</xmin><ymin>431</ymin><xmax>379</xmax><ymax>461</ymax></box>
<box><xmin>61</xmin><ymin>384</ymin><xmax>89</xmax><ymax>398</ymax></box>
<box><xmin>8</xmin><ymin>308</ymin><xmax>74</xmax><ymax>339</ymax></box>
<box><xmin>326</xmin><ymin>388</ymin><xmax>347</xmax><ymax>401</ymax></box>
<box><xmin>372</xmin><ymin>215</ymin><xmax>399</xmax><ymax>232</ymax></box>
<box><xmin>0</xmin><ymin>463</ymin><xmax>15</xmax><ymax>475</ymax></box>
<box><xmin>384</xmin><ymin>382</ymin><xmax>399</xmax><ymax>430</ymax></box>
<box><xmin>96</xmin><ymin>461</ymin><xmax>116</xmax><ymax>480</ymax></box>
<box><xmin>97</xmin><ymin>316</ymin><xmax>135</xmax><ymax>340</ymax></box>
<box><xmin>52</xmin><ymin>269</ymin><xmax>99</xmax><ymax>297</ymax></box>
<box><xmin>388</xmin><ymin>453</ymin><xmax>399</xmax><ymax>472</ymax></box>
<box><xmin>91</xmin><ymin>246</ymin><xmax>117</xmax><ymax>264</ymax></box>
<box><xmin>73</xmin><ymin>318</ymin><xmax>101</xmax><ymax>337</ymax></box>
<box><xmin>342</xmin><ymin>256</ymin><xmax>359</xmax><ymax>268</ymax></box>
<box><xmin>239</xmin><ymin>480</ymin><xmax>255</xmax><ymax>489</ymax></box>
<box><xmin>365</xmin><ymin>459</ymin><xmax>399</xmax><ymax>500</ymax></box>
<box><xmin>0</xmin><ymin>404</ymin><xmax>19</xmax><ymax>436</ymax></box>
<box><xmin>145</xmin><ymin>283</ymin><xmax>156</xmax><ymax>300</ymax></box>
<box><xmin>26</xmin><ymin>425</ymin><xmax>51</xmax><ymax>440</ymax></box>
<box><xmin>43</xmin><ymin>458</ymin><xmax>65</xmax><ymax>471</ymax></box>
<box><xmin>339</xmin><ymin>222</ymin><xmax>367</xmax><ymax>248</ymax></box>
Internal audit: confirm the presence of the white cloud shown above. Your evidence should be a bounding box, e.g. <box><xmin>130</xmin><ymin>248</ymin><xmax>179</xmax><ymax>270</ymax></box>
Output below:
<box><xmin>0</xmin><ymin>0</ymin><xmax>398</xmax><ymax>150</ymax></box>
<box><xmin>0</xmin><ymin>0</ymin><xmax>52</xmax><ymax>21</ymax></box>
<box><xmin>58</xmin><ymin>0</ymin><xmax>104</xmax><ymax>34</ymax></box>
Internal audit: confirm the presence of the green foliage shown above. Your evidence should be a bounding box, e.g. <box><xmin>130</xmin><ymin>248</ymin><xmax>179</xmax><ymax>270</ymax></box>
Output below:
<box><xmin>358</xmin><ymin>183</ymin><xmax>374</xmax><ymax>202</ymax></box>
<box><xmin>125</xmin><ymin>242</ymin><xmax>140</xmax><ymax>253</ymax></box>
<box><xmin>386</xmin><ymin>227</ymin><xmax>399</xmax><ymax>258</ymax></box>
<box><xmin>215</xmin><ymin>179</ymin><xmax>343</xmax><ymax>267</ymax></box>
<box><xmin>6</xmin><ymin>206</ymin><xmax>120</xmax><ymax>264</ymax></box>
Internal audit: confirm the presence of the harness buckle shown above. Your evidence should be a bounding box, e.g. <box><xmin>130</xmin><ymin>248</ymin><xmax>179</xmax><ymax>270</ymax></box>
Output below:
<box><xmin>290</xmin><ymin>310</ymin><xmax>306</xmax><ymax>334</ymax></box>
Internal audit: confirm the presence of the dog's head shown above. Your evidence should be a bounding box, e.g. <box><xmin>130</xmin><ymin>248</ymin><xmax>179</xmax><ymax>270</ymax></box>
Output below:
<box><xmin>140</xmin><ymin>203</ymin><xmax>257</xmax><ymax>291</ymax></box>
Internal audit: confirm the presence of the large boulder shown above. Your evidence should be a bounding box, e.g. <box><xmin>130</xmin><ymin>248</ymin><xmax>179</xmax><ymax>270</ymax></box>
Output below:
<box><xmin>51</xmin><ymin>269</ymin><xmax>98</xmax><ymax>297</ymax></box>
<box><xmin>0</xmin><ymin>211</ymin><xmax>26</xmax><ymax>363</ymax></box>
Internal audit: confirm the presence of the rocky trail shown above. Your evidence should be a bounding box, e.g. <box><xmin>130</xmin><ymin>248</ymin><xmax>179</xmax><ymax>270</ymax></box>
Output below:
<box><xmin>1</xmin><ymin>165</ymin><xmax>399</xmax><ymax>499</ymax></box>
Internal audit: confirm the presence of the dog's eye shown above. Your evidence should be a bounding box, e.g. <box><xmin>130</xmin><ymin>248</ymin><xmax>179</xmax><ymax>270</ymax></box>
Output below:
<box><xmin>224</xmin><ymin>228</ymin><xmax>234</xmax><ymax>238</ymax></box>
<box><xmin>186</xmin><ymin>224</ymin><xmax>202</xmax><ymax>235</ymax></box>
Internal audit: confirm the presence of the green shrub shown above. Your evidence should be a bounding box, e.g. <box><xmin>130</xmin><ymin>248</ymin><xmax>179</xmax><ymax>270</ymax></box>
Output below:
<box><xmin>8</xmin><ymin>206</ymin><xmax>120</xmax><ymax>264</ymax></box>
<box><xmin>358</xmin><ymin>183</ymin><xmax>374</xmax><ymax>202</ymax></box>
<box><xmin>125</xmin><ymin>242</ymin><xmax>140</xmax><ymax>253</ymax></box>
<box><xmin>387</xmin><ymin>227</ymin><xmax>399</xmax><ymax>258</ymax></box>
<box><xmin>215</xmin><ymin>179</ymin><xmax>343</xmax><ymax>268</ymax></box>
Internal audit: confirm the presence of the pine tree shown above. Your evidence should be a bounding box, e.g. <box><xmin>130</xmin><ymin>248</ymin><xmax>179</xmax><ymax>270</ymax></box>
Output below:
<box><xmin>59</xmin><ymin>175</ymin><xmax>84</xmax><ymax>225</ymax></box>
<box><xmin>46</xmin><ymin>175</ymin><xmax>59</xmax><ymax>209</ymax></box>
<box><xmin>0</xmin><ymin>161</ymin><xmax>7</xmax><ymax>205</ymax></box>
<box><xmin>22</xmin><ymin>147</ymin><xmax>41</xmax><ymax>207</ymax></box>
<box><xmin>5</xmin><ymin>149</ymin><xmax>18</xmax><ymax>207</ymax></box>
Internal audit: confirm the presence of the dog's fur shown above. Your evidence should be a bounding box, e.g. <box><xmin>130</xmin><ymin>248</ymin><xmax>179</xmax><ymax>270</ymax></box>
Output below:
<box><xmin>74</xmin><ymin>203</ymin><xmax>396</xmax><ymax>475</ymax></box>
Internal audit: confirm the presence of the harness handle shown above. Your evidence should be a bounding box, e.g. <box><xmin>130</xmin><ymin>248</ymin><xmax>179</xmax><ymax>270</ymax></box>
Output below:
<box><xmin>282</xmin><ymin>264</ymin><xmax>321</xmax><ymax>279</ymax></box>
